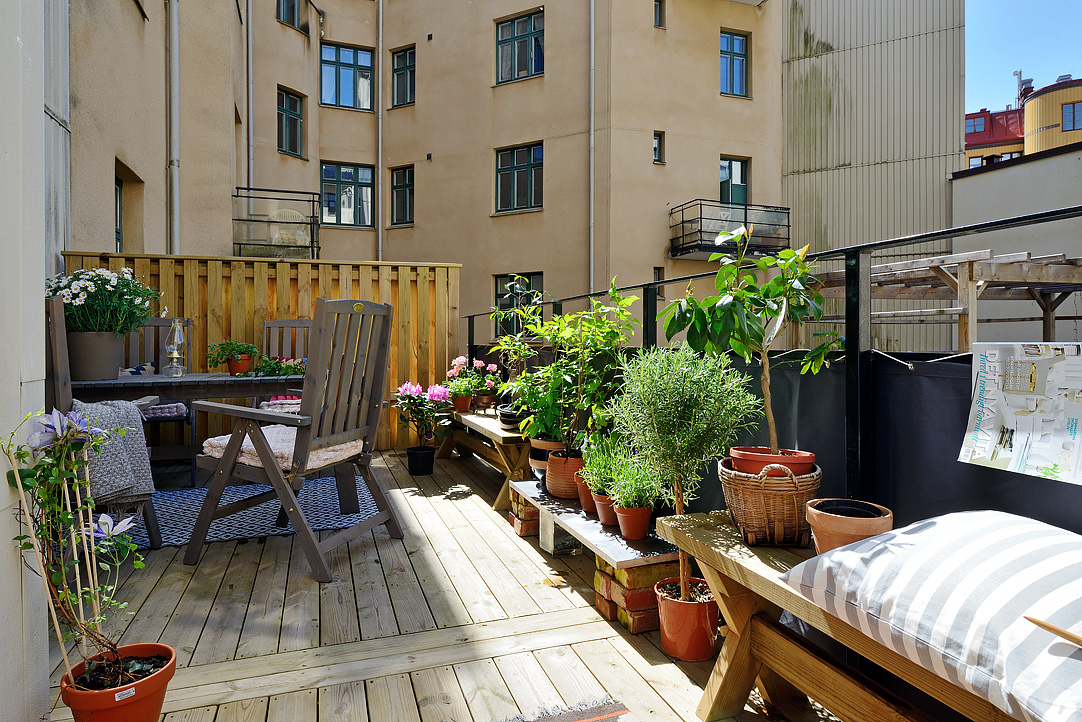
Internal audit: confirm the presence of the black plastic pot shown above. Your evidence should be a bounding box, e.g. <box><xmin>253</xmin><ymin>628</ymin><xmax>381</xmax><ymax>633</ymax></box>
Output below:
<box><xmin>496</xmin><ymin>403</ymin><xmax>530</xmax><ymax>432</ymax></box>
<box><xmin>406</xmin><ymin>446</ymin><xmax>435</xmax><ymax>476</ymax></box>
<box><xmin>811</xmin><ymin>498</ymin><xmax>887</xmax><ymax>518</ymax></box>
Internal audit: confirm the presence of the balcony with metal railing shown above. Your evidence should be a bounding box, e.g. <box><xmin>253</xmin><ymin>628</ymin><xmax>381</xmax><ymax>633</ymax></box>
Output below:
<box><xmin>232</xmin><ymin>187</ymin><xmax>321</xmax><ymax>259</ymax></box>
<box><xmin>669</xmin><ymin>199</ymin><xmax>790</xmax><ymax>259</ymax></box>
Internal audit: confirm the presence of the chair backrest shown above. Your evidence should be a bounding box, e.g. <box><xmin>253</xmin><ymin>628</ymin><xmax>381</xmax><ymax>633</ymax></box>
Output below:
<box><xmin>292</xmin><ymin>298</ymin><xmax>393</xmax><ymax>474</ymax></box>
<box><xmin>45</xmin><ymin>296</ymin><xmax>73</xmax><ymax>413</ymax></box>
<box><xmin>263</xmin><ymin>318</ymin><xmax>313</xmax><ymax>360</ymax></box>
<box><xmin>126</xmin><ymin>318</ymin><xmax>192</xmax><ymax>371</ymax></box>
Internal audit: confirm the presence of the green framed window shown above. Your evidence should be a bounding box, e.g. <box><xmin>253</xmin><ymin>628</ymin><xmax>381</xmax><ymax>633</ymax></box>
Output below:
<box><xmin>392</xmin><ymin>47</ymin><xmax>416</xmax><ymax>107</ymax></box>
<box><xmin>277</xmin><ymin>89</ymin><xmax>303</xmax><ymax>157</ymax></box>
<box><xmin>1063</xmin><ymin>102</ymin><xmax>1082</xmax><ymax>131</ymax></box>
<box><xmin>497</xmin><ymin>11</ymin><xmax>544</xmax><ymax>83</ymax></box>
<box><xmin>115</xmin><ymin>177</ymin><xmax>123</xmax><ymax>253</ymax></box>
<box><xmin>653</xmin><ymin>131</ymin><xmax>665</xmax><ymax>163</ymax></box>
<box><xmin>321</xmin><ymin>163</ymin><xmax>374</xmax><ymax>227</ymax></box>
<box><xmin>654</xmin><ymin>0</ymin><xmax>665</xmax><ymax>27</ymax></box>
<box><xmin>965</xmin><ymin>117</ymin><xmax>986</xmax><ymax>134</ymax></box>
<box><xmin>720</xmin><ymin>157</ymin><xmax>748</xmax><ymax>204</ymax></box>
<box><xmin>720</xmin><ymin>31</ymin><xmax>748</xmax><ymax>97</ymax></box>
<box><xmin>496</xmin><ymin>143</ymin><xmax>543</xmax><ymax>212</ymax></box>
<box><xmin>391</xmin><ymin>166</ymin><xmax>414</xmax><ymax>225</ymax></box>
<box><xmin>321</xmin><ymin>44</ymin><xmax>373</xmax><ymax>111</ymax></box>
<box><xmin>494</xmin><ymin>272</ymin><xmax>543</xmax><ymax>336</ymax></box>
<box><xmin>277</xmin><ymin>0</ymin><xmax>299</xmax><ymax>29</ymax></box>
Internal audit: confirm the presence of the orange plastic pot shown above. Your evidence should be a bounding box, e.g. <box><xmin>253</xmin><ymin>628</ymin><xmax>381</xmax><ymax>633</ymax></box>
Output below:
<box><xmin>546</xmin><ymin>452</ymin><xmax>584</xmax><ymax>500</ymax></box>
<box><xmin>225</xmin><ymin>354</ymin><xmax>252</xmax><ymax>376</ymax></box>
<box><xmin>451</xmin><ymin>395</ymin><xmax>472</xmax><ymax>413</ymax></box>
<box><xmin>655</xmin><ymin>578</ymin><xmax>720</xmax><ymax>662</ymax></box>
<box><xmin>60</xmin><ymin>643</ymin><xmax>177</xmax><ymax>722</ymax></box>
<box><xmin>592</xmin><ymin>493</ymin><xmax>618</xmax><ymax>526</ymax></box>
<box><xmin>573</xmin><ymin>472</ymin><xmax>597</xmax><ymax>514</ymax></box>
<box><xmin>730</xmin><ymin>446</ymin><xmax>815</xmax><ymax>476</ymax></box>
<box><xmin>613</xmin><ymin>505</ymin><xmax>652</xmax><ymax>540</ymax></box>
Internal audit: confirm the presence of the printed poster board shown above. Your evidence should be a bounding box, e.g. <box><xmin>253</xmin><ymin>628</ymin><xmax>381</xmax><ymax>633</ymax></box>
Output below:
<box><xmin>959</xmin><ymin>343</ymin><xmax>1082</xmax><ymax>484</ymax></box>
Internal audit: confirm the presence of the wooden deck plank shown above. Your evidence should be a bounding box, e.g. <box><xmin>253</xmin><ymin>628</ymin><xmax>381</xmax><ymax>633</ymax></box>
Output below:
<box><xmin>163</xmin><ymin>541</ymin><xmax>238</xmax><ymax>668</ymax></box>
<box><xmin>321</xmin><ymin>532</ymin><xmax>363</xmax><ymax>646</ymax></box>
<box><xmin>370</xmin><ymin>457</ymin><xmax>473</xmax><ymax>629</ymax></box>
<box><xmin>494</xmin><ymin>651</ymin><xmax>565</xmax><ymax>719</ymax></box>
<box><xmin>532</xmin><ymin>646</ymin><xmax>611</xmax><ymax>710</ymax></box>
<box><xmin>268</xmin><ymin>689</ymin><xmax>317</xmax><ymax>722</ymax></box>
<box><xmin>372</xmin><ymin>525</ymin><xmax>438</xmax><ymax>634</ymax></box>
<box><xmin>572</xmin><ymin>639</ymin><xmax>685</xmax><ymax>722</ymax></box>
<box><xmin>190</xmin><ymin>539</ymin><xmax>263</xmax><ymax>666</ymax></box>
<box><xmin>348</xmin><ymin>530</ymin><xmax>400</xmax><ymax>640</ymax></box>
<box><xmin>164</xmin><ymin>707</ymin><xmax>218</xmax><ymax>722</ymax></box>
<box><xmin>454</xmin><ymin>659</ymin><xmax>520</xmax><ymax>722</ymax></box>
<box><xmin>366</xmin><ymin>674</ymin><xmax>422</xmax><ymax>722</ymax></box>
<box><xmin>216</xmin><ymin>697</ymin><xmax>269</xmax><ymax>722</ymax></box>
<box><xmin>279</xmin><ymin>534</ymin><xmax>321</xmax><ymax>652</ymax></box>
<box><xmin>236</xmin><ymin>535</ymin><xmax>291</xmax><ymax>659</ymax></box>
<box><xmin>318</xmin><ymin>682</ymin><xmax>368</xmax><ymax>722</ymax></box>
<box><xmin>117</xmin><ymin>545</ymin><xmax>200</xmax><ymax>648</ymax></box>
<box><xmin>412</xmin><ymin>666</ymin><xmax>475</xmax><ymax>722</ymax></box>
<box><xmin>607</xmin><ymin>632</ymin><xmax>713</xmax><ymax>722</ymax></box>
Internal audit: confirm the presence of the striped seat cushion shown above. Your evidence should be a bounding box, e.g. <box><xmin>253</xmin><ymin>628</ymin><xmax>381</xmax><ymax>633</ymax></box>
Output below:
<box><xmin>780</xmin><ymin>510</ymin><xmax>1082</xmax><ymax>722</ymax></box>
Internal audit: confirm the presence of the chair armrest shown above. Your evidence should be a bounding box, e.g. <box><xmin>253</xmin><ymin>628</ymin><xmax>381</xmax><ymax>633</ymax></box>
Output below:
<box><xmin>192</xmin><ymin>400</ymin><xmax>312</xmax><ymax>427</ymax></box>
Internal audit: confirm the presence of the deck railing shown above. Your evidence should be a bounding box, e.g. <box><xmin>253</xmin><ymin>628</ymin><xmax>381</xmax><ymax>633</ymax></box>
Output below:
<box><xmin>62</xmin><ymin>252</ymin><xmax>460</xmax><ymax>449</ymax></box>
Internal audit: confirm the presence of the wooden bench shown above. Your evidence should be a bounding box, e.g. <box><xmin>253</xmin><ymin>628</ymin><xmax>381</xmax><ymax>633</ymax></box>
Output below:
<box><xmin>657</xmin><ymin>512</ymin><xmax>1014</xmax><ymax>722</ymax></box>
<box><xmin>435</xmin><ymin>411</ymin><xmax>530</xmax><ymax>511</ymax></box>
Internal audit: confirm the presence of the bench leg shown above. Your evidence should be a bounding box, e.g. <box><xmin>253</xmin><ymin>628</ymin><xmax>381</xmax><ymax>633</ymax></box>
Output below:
<box><xmin>435</xmin><ymin>434</ymin><xmax>457</xmax><ymax>459</ymax></box>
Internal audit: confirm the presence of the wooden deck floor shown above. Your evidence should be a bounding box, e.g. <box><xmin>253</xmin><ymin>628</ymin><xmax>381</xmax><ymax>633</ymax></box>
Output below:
<box><xmin>47</xmin><ymin>452</ymin><xmax>830</xmax><ymax>722</ymax></box>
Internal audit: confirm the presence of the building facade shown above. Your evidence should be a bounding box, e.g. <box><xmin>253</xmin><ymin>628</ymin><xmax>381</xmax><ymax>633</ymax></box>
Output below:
<box><xmin>964</xmin><ymin>107</ymin><xmax>1024</xmax><ymax>168</ymax></box>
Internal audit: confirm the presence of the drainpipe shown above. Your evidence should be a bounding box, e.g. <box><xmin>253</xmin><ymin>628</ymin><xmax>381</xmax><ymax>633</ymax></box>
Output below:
<box><xmin>246</xmin><ymin>0</ymin><xmax>253</xmax><ymax>189</ymax></box>
<box><xmin>588</xmin><ymin>0</ymin><xmax>595</xmax><ymax>293</ymax></box>
<box><xmin>377</xmin><ymin>0</ymin><xmax>384</xmax><ymax>261</ymax></box>
<box><xmin>167</xmin><ymin>0</ymin><xmax>181</xmax><ymax>255</ymax></box>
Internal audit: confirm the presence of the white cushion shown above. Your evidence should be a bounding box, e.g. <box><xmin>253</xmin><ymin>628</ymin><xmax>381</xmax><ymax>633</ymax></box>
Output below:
<box><xmin>202</xmin><ymin>424</ymin><xmax>365</xmax><ymax>472</ymax></box>
<box><xmin>781</xmin><ymin>511</ymin><xmax>1082</xmax><ymax>722</ymax></box>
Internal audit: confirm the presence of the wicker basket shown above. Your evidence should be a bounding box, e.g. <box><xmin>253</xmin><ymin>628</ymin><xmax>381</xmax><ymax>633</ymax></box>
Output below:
<box><xmin>718</xmin><ymin>458</ymin><xmax>821</xmax><ymax>547</ymax></box>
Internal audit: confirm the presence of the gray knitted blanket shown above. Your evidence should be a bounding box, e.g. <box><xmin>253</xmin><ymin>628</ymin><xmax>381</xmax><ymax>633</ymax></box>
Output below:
<box><xmin>71</xmin><ymin>400</ymin><xmax>156</xmax><ymax>510</ymax></box>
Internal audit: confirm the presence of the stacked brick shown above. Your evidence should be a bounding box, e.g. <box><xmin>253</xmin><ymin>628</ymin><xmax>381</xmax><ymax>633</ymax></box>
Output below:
<box><xmin>507</xmin><ymin>488</ymin><xmax>539</xmax><ymax>536</ymax></box>
<box><xmin>593</xmin><ymin>556</ymin><xmax>679</xmax><ymax>634</ymax></box>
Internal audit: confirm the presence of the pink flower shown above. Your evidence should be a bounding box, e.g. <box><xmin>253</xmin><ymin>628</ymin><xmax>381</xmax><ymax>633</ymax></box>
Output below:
<box><xmin>487</xmin><ymin>363</ymin><xmax>498</xmax><ymax>372</ymax></box>
<box><xmin>473</xmin><ymin>359</ymin><xmax>485</xmax><ymax>368</ymax></box>
<box><xmin>446</xmin><ymin>367</ymin><xmax>459</xmax><ymax>378</ymax></box>
<box><xmin>426</xmin><ymin>384</ymin><xmax>450</xmax><ymax>403</ymax></box>
<box><xmin>452</xmin><ymin>355</ymin><xmax>467</xmax><ymax>367</ymax></box>
<box><xmin>397</xmin><ymin>381</ymin><xmax>423</xmax><ymax>397</ymax></box>
<box><xmin>485</xmin><ymin>379</ymin><xmax>495</xmax><ymax>388</ymax></box>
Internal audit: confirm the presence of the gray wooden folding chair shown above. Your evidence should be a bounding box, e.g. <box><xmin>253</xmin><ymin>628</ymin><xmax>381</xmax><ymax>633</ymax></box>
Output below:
<box><xmin>184</xmin><ymin>298</ymin><xmax>401</xmax><ymax>582</ymax></box>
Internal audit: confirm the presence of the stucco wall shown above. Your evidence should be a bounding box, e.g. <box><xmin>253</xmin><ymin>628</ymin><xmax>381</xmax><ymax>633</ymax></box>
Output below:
<box><xmin>952</xmin><ymin>149</ymin><xmax>1082</xmax><ymax>344</ymax></box>
<box><xmin>0</xmin><ymin>0</ymin><xmax>50</xmax><ymax>717</ymax></box>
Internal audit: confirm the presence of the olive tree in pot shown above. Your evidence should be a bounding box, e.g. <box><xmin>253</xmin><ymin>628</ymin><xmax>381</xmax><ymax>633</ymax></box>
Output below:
<box><xmin>660</xmin><ymin>228</ymin><xmax>839</xmax><ymax>476</ymax></box>
<box><xmin>610</xmin><ymin>344</ymin><xmax>760</xmax><ymax>661</ymax></box>
<box><xmin>4</xmin><ymin>410</ymin><xmax>175</xmax><ymax>722</ymax></box>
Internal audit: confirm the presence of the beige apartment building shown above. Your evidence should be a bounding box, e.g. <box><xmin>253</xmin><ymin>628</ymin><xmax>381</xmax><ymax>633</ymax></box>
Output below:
<box><xmin>64</xmin><ymin>0</ymin><xmax>963</xmax><ymax>347</ymax></box>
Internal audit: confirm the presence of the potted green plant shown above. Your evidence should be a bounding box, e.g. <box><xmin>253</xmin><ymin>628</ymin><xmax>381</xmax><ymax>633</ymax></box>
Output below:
<box><xmin>46</xmin><ymin>267</ymin><xmax>160</xmax><ymax>381</ymax></box>
<box><xmin>610</xmin><ymin>343</ymin><xmax>760</xmax><ymax>661</ymax></box>
<box><xmin>3</xmin><ymin>409</ymin><xmax>176</xmax><ymax>721</ymax></box>
<box><xmin>579</xmin><ymin>432</ymin><xmax>626</xmax><ymax>523</ymax></box>
<box><xmin>206</xmin><ymin>340</ymin><xmax>259</xmax><ymax>375</ymax></box>
<box><xmin>395</xmin><ymin>382</ymin><xmax>451</xmax><ymax>475</ymax></box>
<box><xmin>605</xmin><ymin>452</ymin><xmax>662</xmax><ymax>541</ymax></box>
<box><xmin>446</xmin><ymin>356</ymin><xmax>475</xmax><ymax>413</ymax></box>
<box><xmin>660</xmin><ymin>227</ymin><xmax>839</xmax><ymax>475</ymax></box>
<box><xmin>472</xmin><ymin>360</ymin><xmax>501</xmax><ymax>411</ymax></box>
<box><xmin>515</xmin><ymin>365</ymin><xmax>564</xmax><ymax>471</ymax></box>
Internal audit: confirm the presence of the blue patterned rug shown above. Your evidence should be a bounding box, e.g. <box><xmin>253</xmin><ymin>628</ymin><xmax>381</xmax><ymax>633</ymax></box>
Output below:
<box><xmin>126</xmin><ymin>475</ymin><xmax>379</xmax><ymax>549</ymax></box>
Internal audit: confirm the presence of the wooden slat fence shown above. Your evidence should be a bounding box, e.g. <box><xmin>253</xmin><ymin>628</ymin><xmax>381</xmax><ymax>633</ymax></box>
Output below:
<box><xmin>61</xmin><ymin>252</ymin><xmax>461</xmax><ymax>449</ymax></box>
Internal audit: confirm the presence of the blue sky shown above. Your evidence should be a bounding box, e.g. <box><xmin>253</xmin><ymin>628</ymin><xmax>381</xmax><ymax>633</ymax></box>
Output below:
<box><xmin>966</xmin><ymin>0</ymin><xmax>1080</xmax><ymax>112</ymax></box>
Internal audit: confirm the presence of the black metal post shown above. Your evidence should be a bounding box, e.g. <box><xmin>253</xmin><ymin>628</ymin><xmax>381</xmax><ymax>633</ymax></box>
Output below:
<box><xmin>844</xmin><ymin>250</ymin><xmax>873</xmax><ymax>501</ymax></box>
<box><xmin>553</xmin><ymin>302</ymin><xmax>563</xmax><ymax>316</ymax></box>
<box><xmin>643</xmin><ymin>286</ymin><xmax>658</xmax><ymax>348</ymax></box>
<box><xmin>467</xmin><ymin>316</ymin><xmax>476</xmax><ymax>366</ymax></box>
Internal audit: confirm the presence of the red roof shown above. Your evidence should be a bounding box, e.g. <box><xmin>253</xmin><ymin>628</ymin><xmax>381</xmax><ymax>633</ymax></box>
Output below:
<box><xmin>965</xmin><ymin>108</ymin><xmax>1023</xmax><ymax>150</ymax></box>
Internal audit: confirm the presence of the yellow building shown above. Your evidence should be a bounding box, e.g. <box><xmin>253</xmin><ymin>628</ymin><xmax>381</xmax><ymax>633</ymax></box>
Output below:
<box><xmin>1023</xmin><ymin>75</ymin><xmax>1082</xmax><ymax>154</ymax></box>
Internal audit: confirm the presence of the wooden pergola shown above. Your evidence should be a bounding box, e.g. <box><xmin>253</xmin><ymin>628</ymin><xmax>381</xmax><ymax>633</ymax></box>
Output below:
<box><xmin>814</xmin><ymin>249</ymin><xmax>1082</xmax><ymax>350</ymax></box>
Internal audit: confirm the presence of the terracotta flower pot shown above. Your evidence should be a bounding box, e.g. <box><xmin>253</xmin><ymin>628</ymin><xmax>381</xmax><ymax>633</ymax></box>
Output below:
<box><xmin>528</xmin><ymin>437</ymin><xmax>564</xmax><ymax>472</ymax></box>
<box><xmin>60</xmin><ymin>643</ymin><xmax>177</xmax><ymax>722</ymax></box>
<box><xmin>730</xmin><ymin>446</ymin><xmax>816</xmax><ymax>476</ymax></box>
<box><xmin>546</xmin><ymin>452</ymin><xmax>584</xmax><ymax>500</ymax></box>
<box><xmin>225</xmin><ymin>354</ymin><xmax>253</xmax><ymax>376</ymax></box>
<box><xmin>655</xmin><ymin>577</ymin><xmax>721</xmax><ymax>662</ymax></box>
<box><xmin>472</xmin><ymin>393</ymin><xmax>497</xmax><ymax>411</ymax></box>
<box><xmin>806</xmin><ymin>498</ymin><xmax>893</xmax><ymax>554</ymax></box>
<box><xmin>67</xmin><ymin>331</ymin><xmax>126</xmax><ymax>381</ymax></box>
<box><xmin>451</xmin><ymin>395</ymin><xmax>472</xmax><ymax>413</ymax></box>
<box><xmin>613</xmin><ymin>505</ymin><xmax>652</xmax><ymax>540</ymax></box>
<box><xmin>573</xmin><ymin>472</ymin><xmax>597</xmax><ymax>514</ymax></box>
<box><xmin>406</xmin><ymin>446</ymin><xmax>436</xmax><ymax>476</ymax></box>
<box><xmin>593</xmin><ymin>493</ymin><xmax>618</xmax><ymax>526</ymax></box>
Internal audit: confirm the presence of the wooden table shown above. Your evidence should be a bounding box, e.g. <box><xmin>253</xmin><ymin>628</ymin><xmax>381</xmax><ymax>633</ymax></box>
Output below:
<box><xmin>656</xmin><ymin>513</ymin><xmax>1009</xmax><ymax>722</ymax></box>
<box><xmin>71</xmin><ymin>373</ymin><xmax>305</xmax><ymax>403</ymax></box>
<box><xmin>435</xmin><ymin>410</ymin><xmax>531</xmax><ymax>511</ymax></box>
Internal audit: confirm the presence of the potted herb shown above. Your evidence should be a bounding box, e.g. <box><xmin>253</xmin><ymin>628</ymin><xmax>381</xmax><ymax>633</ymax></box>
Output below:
<box><xmin>3</xmin><ymin>409</ymin><xmax>176</xmax><ymax>721</ymax></box>
<box><xmin>446</xmin><ymin>356</ymin><xmax>475</xmax><ymax>413</ymax></box>
<box><xmin>395</xmin><ymin>382</ymin><xmax>451</xmax><ymax>475</ymax></box>
<box><xmin>516</xmin><ymin>366</ymin><xmax>564</xmax><ymax>471</ymax></box>
<box><xmin>579</xmin><ymin>432</ymin><xmax>625</xmax><ymax>524</ymax></box>
<box><xmin>46</xmin><ymin>267</ymin><xmax>160</xmax><ymax>381</ymax></box>
<box><xmin>605</xmin><ymin>452</ymin><xmax>662</xmax><ymax>541</ymax></box>
<box><xmin>610</xmin><ymin>343</ymin><xmax>760</xmax><ymax>661</ymax></box>
<box><xmin>206</xmin><ymin>340</ymin><xmax>259</xmax><ymax>375</ymax></box>
<box><xmin>660</xmin><ymin>227</ymin><xmax>838</xmax><ymax>475</ymax></box>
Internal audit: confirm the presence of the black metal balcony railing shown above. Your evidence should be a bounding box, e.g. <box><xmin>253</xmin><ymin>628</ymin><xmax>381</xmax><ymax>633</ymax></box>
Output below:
<box><xmin>669</xmin><ymin>199</ymin><xmax>790</xmax><ymax>260</ymax></box>
<box><xmin>232</xmin><ymin>187</ymin><xmax>321</xmax><ymax>260</ymax></box>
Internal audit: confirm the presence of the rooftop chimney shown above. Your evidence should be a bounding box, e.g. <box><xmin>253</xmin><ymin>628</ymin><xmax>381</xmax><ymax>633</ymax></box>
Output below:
<box><xmin>1056</xmin><ymin>74</ymin><xmax>1073</xmax><ymax>83</ymax></box>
